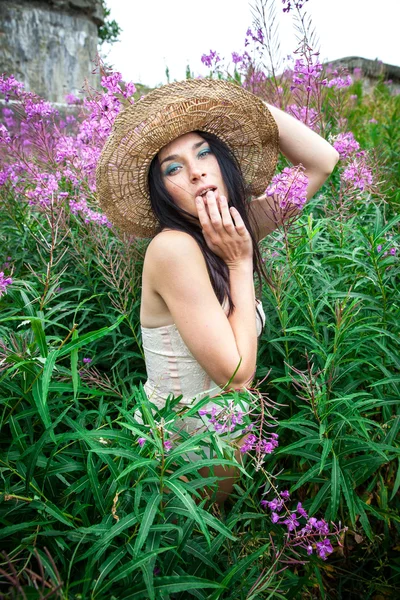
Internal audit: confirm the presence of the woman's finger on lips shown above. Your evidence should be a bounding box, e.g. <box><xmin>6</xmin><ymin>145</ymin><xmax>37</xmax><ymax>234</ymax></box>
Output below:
<box><xmin>206</xmin><ymin>190</ymin><xmax>222</xmax><ymax>225</ymax></box>
<box><xmin>196</xmin><ymin>196</ymin><xmax>211</xmax><ymax>228</ymax></box>
<box><xmin>219</xmin><ymin>195</ymin><xmax>235</xmax><ymax>232</ymax></box>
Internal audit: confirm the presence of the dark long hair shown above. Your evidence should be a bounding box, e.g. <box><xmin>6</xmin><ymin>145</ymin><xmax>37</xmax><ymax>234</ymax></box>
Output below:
<box><xmin>148</xmin><ymin>130</ymin><xmax>268</xmax><ymax>317</ymax></box>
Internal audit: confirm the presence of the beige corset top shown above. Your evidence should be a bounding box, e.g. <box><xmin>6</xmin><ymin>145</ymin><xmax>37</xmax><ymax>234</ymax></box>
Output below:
<box><xmin>141</xmin><ymin>299</ymin><xmax>266</xmax><ymax>409</ymax></box>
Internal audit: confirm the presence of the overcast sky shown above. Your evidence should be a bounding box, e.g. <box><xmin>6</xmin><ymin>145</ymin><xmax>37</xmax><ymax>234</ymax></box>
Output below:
<box><xmin>103</xmin><ymin>0</ymin><xmax>400</xmax><ymax>87</ymax></box>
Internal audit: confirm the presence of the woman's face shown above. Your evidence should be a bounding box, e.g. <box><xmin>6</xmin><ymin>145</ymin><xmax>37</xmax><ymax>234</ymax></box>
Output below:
<box><xmin>158</xmin><ymin>132</ymin><xmax>228</xmax><ymax>219</ymax></box>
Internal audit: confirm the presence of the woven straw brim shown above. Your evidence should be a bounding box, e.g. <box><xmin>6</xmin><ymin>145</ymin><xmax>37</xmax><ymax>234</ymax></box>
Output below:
<box><xmin>96</xmin><ymin>79</ymin><xmax>279</xmax><ymax>238</ymax></box>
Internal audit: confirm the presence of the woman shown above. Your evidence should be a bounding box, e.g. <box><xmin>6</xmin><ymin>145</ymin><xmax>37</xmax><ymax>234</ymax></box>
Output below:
<box><xmin>96</xmin><ymin>79</ymin><xmax>339</xmax><ymax>502</ymax></box>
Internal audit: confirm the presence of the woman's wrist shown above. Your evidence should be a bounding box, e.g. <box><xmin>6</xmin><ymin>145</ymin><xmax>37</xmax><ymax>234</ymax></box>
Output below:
<box><xmin>227</xmin><ymin>258</ymin><xmax>253</xmax><ymax>273</ymax></box>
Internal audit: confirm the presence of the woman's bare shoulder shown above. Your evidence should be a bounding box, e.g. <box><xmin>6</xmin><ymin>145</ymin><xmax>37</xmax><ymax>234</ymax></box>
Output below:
<box><xmin>146</xmin><ymin>230</ymin><xmax>204</xmax><ymax>266</ymax></box>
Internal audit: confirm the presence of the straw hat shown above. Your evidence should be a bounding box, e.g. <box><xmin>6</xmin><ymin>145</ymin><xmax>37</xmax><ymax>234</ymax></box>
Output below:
<box><xmin>96</xmin><ymin>78</ymin><xmax>279</xmax><ymax>238</ymax></box>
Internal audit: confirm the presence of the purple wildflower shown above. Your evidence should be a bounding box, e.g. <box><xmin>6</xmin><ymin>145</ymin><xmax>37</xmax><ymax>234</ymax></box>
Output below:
<box><xmin>83</xmin><ymin>357</ymin><xmax>92</xmax><ymax>364</ymax></box>
<box><xmin>327</xmin><ymin>75</ymin><xmax>353</xmax><ymax>89</ymax></box>
<box><xmin>283</xmin><ymin>513</ymin><xmax>300</xmax><ymax>532</ymax></box>
<box><xmin>296</xmin><ymin>502</ymin><xmax>309</xmax><ymax>519</ymax></box>
<box><xmin>271</xmin><ymin>512</ymin><xmax>280</xmax><ymax>524</ymax></box>
<box><xmin>260</xmin><ymin>499</ymin><xmax>269</xmax><ymax>508</ymax></box>
<box><xmin>266</xmin><ymin>166</ymin><xmax>309</xmax><ymax>210</ymax></box>
<box><xmin>390</xmin><ymin>247</ymin><xmax>396</xmax><ymax>255</ymax></box>
<box><xmin>268</xmin><ymin>497</ymin><xmax>284</xmax><ymax>512</ymax></box>
<box><xmin>164</xmin><ymin>439</ymin><xmax>173</xmax><ymax>451</ymax></box>
<box><xmin>316</xmin><ymin>538</ymin><xmax>333</xmax><ymax>560</ymax></box>
<box><xmin>377</xmin><ymin>244</ymin><xmax>382</xmax><ymax>253</ymax></box>
<box><xmin>231</xmin><ymin>52</ymin><xmax>242</xmax><ymax>65</ymax></box>
<box><xmin>137</xmin><ymin>437</ymin><xmax>146</xmax><ymax>448</ymax></box>
<box><xmin>342</xmin><ymin>158</ymin><xmax>373</xmax><ymax>191</ymax></box>
<box><xmin>280</xmin><ymin>490</ymin><xmax>290</xmax><ymax>500</ymax></box>
<box><xmin>0</xmin><ymin>272</ymin><xmax>12</xmax><ymax>297</ymax></box>
<box><xmin>333</xmin><ymin>132</ymin><xmax>360</xmax><ymax>159</ymax></box>
<box><xmin>201</xmin><ymin>50</ymin><xmax>220</xmax><ymax>68</ymax></box>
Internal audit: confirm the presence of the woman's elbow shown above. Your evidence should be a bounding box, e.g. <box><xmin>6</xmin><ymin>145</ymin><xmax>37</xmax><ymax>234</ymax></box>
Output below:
<box><xmin>326</xmin><ymin>149</ymin><xmax>340</xmax><ymax>174</ymax></box>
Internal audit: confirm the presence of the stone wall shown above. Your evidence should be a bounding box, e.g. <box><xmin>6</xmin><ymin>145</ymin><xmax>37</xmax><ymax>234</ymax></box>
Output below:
<box><xmin>327</xmin><ymin>56</ymin><xmax>400</xmax><ymax>93</ymax></box>
<box><xmin>0</xmin><ymin>0</ymin><xmax>104</xmax><ymax>103</ymax></box>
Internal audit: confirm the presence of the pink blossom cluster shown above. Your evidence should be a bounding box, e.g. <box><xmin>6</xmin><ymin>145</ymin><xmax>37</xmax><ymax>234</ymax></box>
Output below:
<box><xmin>245</xmin><ymin>27</ymin><xmax>264</xmax><ymax>46</ymax></box>
<box><xmin>70</xmin><ymin>198</ymin><xmax>112</xmax><ymax>227</ymax></box>
<box><xmin>26</xmin><ymin>172</ymin><xmax>60</xmax><ymax>207</ymax></box>
<box><xmin>292</xmin><ymin>56</ymin><xmax>323</xmax><ymax>90</ymax></box>
<box><xmin>198</xmin><ymin>404</ymin><xmax>244</xmax><ymax>434</ymax></box>
<box><xmin>282</xmin><ymin>0</ymin><xmax>309</xmax><ymax>12</ymax></box>
<box><xmin>65</xmin><ymin>93</ymin><xmax>81</xmax><ymax>105</ymax></box>
<box><xmin>327</xmin><ymin>75</ymin><xmax>353</xmax><ymax>89</ymax></box>
<box><xmin>0</xmin><ymin>74</ymin><xmax>24</xmax><ymax>102</ymax></box>
<box><xmin>0</xmin><ymin>70</ymin><xmax>135</xmax><ymax>228</ymax></box>
<box><xmin>333</xmin><ymin>131</ymin><xmax>360</xmax><ymax>159</ymax></box>
<box><xmin>376</xmin><ymin>244</ymin><xmax>397</xmax><ymax>257</ymax></box>
<box><xmin>342</xmin><ymin>157</ymin><xmax>373</xmax><ymax>191</ymax></box>
<box><xmin>136</xmin><ymin>436</ymin><xmax>172</xmax><ymax>452</ymax></box>
<box><xmin>240</xmin><ymin>431</ymin><xmax>279</xmax><ymax>455</ymax></box>
<box><xmin>0</xmin><ymin>272</ymin><xmax>13</xmax><ymax>297</ymax></box>
<box><xmin>261</xmin><ymin>489</ymin><xmax>342</xmax><ymax>560</ymax></box>
<box><xmin>266</xmin><ymin>166</ymin><xmax>309</xmax><ymax>210</ymax></box>
<box><xmin>201</xmin><ymin>50</ymin><xmax>221</xmax><ymax>69</ymax></box>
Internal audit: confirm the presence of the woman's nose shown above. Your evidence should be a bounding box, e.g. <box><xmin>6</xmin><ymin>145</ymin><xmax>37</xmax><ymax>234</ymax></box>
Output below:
<box><xmin>189</xmin><ymin>163</ymin><xmax>206</xmax><ymax>182</ymax></box>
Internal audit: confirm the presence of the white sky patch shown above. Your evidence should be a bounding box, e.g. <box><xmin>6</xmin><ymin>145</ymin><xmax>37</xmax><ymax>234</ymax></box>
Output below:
<box><xmin>102</xmin><ymin>0</ymin><xmax>400</xmax><ymax>87</ymax></box>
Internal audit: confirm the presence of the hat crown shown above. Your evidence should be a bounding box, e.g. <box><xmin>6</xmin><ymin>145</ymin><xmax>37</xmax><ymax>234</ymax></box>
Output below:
<box><xmin>96</xmin><ymin>79</ymin><xmax>279</xmax><ymax>238</ymax></box>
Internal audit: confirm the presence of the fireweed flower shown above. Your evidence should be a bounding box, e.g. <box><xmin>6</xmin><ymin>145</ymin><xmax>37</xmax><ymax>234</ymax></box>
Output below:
<box><xmin>69</xmin><ymin>197</ymin><xmax>112</xmax><ymax>227</ymax></box>
<box><xmin>333</xmin><ymin>131</ymin><xmax>360</xmax><ymax>159</ymax></box>
<box><xmin>342</xmin><ymin>157</ymin><xmax>373</xmax><ymax>191</ymax></box>
<box><xmin>0</xmin><ymin>272</ymin><xmax>12</xmax><ymax>297</ymax></box>
<box><xmin>261</xmin><ymin>490</ymin><xmax>342</xmax><ymax>561</ymax></box>
<box><xmin>201</xmin><ymin>50</ymin><xmax>220</xmax><ymax>68</ymax></box>
<box><xmin>327</xmin><ymin>75</ymin><xmax>353</xmax><ymax>89</ymax></box>
<box><xmin>83</xmin><ymin>357</ymin><xmax>92</xmax><ymax>364</ymax></box>
<box><xmin>282</xmin><ymin>0</ymin><xmax>309</xmax><ymax>12</ymax></box>
<box><xmin>316</xmin><ymin>538</ymin><xmax>333</xmax><ymax>560</ymax></box>
<box><xmin>266</xmin><ymin>166</ymin><xmax>309</xmax><ymax>211</ymax></box>
<box><xmin>164</xmin><ymin>439</ymin><xmax>173</xmax><ymax>451</ymax></box>
<box><xmin>283</xmin><ymin>513</ymin><xmax>300</xmax><ymax>531</ymax></box>
<box><xmin>137</xmin><ymin>437</ymin><xmax>146</xmax><ymax>448</ymax></box>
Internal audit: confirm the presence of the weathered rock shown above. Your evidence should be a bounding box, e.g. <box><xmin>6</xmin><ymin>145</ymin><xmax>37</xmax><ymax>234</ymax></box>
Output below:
<box><xmin>0</xmin><ymin>0</ymin><xmax>103</xmax><ymax>103</ymax></box>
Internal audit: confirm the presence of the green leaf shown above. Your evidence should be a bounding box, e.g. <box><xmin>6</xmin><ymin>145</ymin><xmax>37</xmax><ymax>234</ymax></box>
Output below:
<box><xmin>319</xmin><ymin>438</ymin><xmax>332</xmax><ymax>474</ymax></box>
<box><xmin>98</xmin><ymin>548</ymin><xmax>174</xmax><ymax>594</ymax></box>
<box><xmin>30</xmin><ymin>317</ymin><xmax>48</xmax><ymax>357</ymax></box>
<box><xmin>355</xmin><ymin>497</ymin><xmax>373</xmax><ymax>541</ymax></box>
<box><xmin>330</xmin><ymin>454</ymin><xmax>340</xmax><ymax>520</ymax></box>
<box><xmin>57</xmin><ymin>315</ymin><xmax>125</xmax><ymax>358</ymax></box>
<box><xmin>122</xmin><ymin>576</ymin><xmax>224</xmax><ymax>599</ymax></box>
<box><xmin>93</xmin><ymin>547</ymin><xmax>126</xmax><ymax>593</ymax></box>
<box><xmin>390</xmin><ymin>458</ymin><xmax>400</xmax><ymax>501</ymax></box>
<box><xmin>32</xmin><ymin>379</ymin><xmax>52</xmax><ymax>431</ymax></box>
<box><xmin>116</xmin><ymin>458</ymin><xmax>158</xmax><ymax>481</ymax></box>
<box><xmin>71</xmin><ymin>327</ymin><xmax>79</xmax><ymax>400</ymax></box>
<box><xmin>133</xmin><ymin>492</ymin><xmax>161</xmax><ymax>557</ymax></box>
<box><xmin>340</xmin><ymin>469</ymin><xmax>357</xmax><ymax>526</ymax></box>
<box><xmin>164</xmin><ymin>480</ymin><xmax>211</xmax><ymax>547</ymax></box>
<box><xmin>41</xmin><ymin>350</ymin><xmax>59</xmax><ymax>410</ymax></box>
<box><xmin>291</xmin><ymin>462</ymin><xmax>325</xmax><ymax>492</ymax></box>
<box><xmin>87</xmin><ymin>454</ymin><xmax>106</xmax><ymax>515</ymax></box>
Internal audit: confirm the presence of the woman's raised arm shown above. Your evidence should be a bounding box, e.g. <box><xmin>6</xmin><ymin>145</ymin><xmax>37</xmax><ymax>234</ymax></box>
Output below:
<box><xmin>248</xmin><ymin>103</ymin><xmax>340</xmax><ymax>241</ymax></box>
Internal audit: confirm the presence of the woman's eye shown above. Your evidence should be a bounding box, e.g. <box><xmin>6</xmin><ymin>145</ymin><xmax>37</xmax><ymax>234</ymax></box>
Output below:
<box><xmin>198</xmin><ymin>148</ymin><xmax>211</xmax><ymax>158</ymax></box>
<box><xmin>165</xmin><ymin>163</ymin><xmax>181</xmax><ymax>176</ymax></box>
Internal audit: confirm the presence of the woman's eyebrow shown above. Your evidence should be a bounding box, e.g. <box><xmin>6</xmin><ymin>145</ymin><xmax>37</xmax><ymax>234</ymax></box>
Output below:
<box><xmin>160</xmin><ymin>141</ymin><xmax>207</xmax><ymax>166</ymax></box>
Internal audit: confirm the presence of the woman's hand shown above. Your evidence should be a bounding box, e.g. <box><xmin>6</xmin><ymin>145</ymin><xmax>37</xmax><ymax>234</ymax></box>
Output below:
<box><xmin>195</xmin><ymin>190</ymin><xmax>253</xmax><ymax>269</ymax></box>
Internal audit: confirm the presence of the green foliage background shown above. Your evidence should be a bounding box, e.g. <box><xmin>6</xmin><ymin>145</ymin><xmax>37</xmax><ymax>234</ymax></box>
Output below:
<box><xmin>0</xmin><ymin>71</ymin><xmax>399</xmax><ymax>600</ymax></box>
